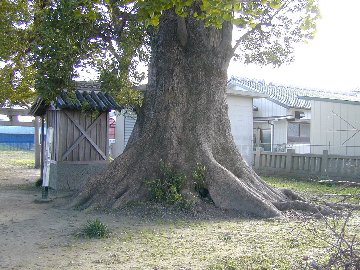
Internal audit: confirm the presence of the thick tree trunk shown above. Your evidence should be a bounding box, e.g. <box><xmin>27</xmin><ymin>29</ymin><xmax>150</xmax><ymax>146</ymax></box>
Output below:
<box><xmin>73</xmin><ymin>11</ymin><xmax>313</xmax><ymax>218</ymax></box>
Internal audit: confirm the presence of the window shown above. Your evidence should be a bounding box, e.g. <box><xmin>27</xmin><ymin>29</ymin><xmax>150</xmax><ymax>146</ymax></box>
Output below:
<box><xmin>287</xmin><ymin>122</ymin><xmax>310</xmax><ymax>143</ymax></box>
<box><xmin>260</xmin><ymin>129</ymin><xmax>271</xmax><ymax>151</ymax></box>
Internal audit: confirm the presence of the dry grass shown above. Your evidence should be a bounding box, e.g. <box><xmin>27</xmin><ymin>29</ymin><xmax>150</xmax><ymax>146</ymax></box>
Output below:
<box><xmin>69</xmin><ymin>208</ymin><xmax>359</xmax><ymax>269</ymax></box>
<box><xmin>0</xmin><ymin>150</ymin><xmax>359</xmax><ymax>269</ymax></box>
<box><xmin>0</xmin><ymin>150</ymin><xmax>35</xmax><ymax>169</ymax></box>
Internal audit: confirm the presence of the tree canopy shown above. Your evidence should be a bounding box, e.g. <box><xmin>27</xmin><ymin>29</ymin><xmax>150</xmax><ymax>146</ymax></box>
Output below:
<box><xmin>0</xmin><ymin>0</ymin><xmax>319</xmax><ymax>107</ymax></box>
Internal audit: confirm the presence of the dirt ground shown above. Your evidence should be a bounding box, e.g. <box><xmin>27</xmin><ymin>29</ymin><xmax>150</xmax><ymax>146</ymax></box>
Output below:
<box><xmin>0</xmin><ymin>166</ymin><xmax>132</xmax><ymax>270</ymax></box>
<box><xmin>0</xmin><ymin>165</ymin><xmax>239</xmax><ymax>270</ymax></box>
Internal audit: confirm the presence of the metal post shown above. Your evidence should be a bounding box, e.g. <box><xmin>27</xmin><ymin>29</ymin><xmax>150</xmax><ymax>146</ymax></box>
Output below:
<box><xmin>40</xmin><ymin>116</ymin><xmax>45</xmax><ymax>181</ymax></box>
<box><xmin>34</xmin><ymin>117</ymin><xmax>41</xmax><ymax>169</ymax></box>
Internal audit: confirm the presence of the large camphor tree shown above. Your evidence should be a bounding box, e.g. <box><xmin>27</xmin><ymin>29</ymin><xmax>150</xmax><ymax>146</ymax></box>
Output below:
<box><xmin>1</xmin><ymin>0</ymin><xmax>325</xmax><ymax>217</ymax></box>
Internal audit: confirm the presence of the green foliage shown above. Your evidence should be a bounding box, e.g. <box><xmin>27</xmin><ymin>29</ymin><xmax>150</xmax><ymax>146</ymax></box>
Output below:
<box><xmin>99</xmin><ymin>68</ymin><xmax>144</xmax><ymax>109</ymax></box>
<box><xmin>0</xmin><ymin>0</ymin><xmax>320</xmax><ymax>105</ymax></box>
<box><xmin>192</xmin><ymin>163</ymin><xmax>212</xmax><ymax>201</ymax></box>
<box><xmin>33</xmin><ymin>0</ymin><xmax>101</xmax><ymax>101</ymax></box>
<box><xmin>81</xmin><ymin>218</ymin><xmax>110</xmax><ymax>239</ymax></box>
<box><xmin>146</xmin><ymin>161</ymin><xmax>186</xmax><ymax>205</ymax></box>
<box><xmin>0</xmin><ymin>0</ymin><xmax>35</xmax><ymax>106</ymax></box>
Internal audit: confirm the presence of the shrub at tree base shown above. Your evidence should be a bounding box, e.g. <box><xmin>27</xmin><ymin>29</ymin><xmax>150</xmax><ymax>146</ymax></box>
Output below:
<box><xmin>146</xmin><ymin>161</ymin><xmax>186</xmax><ymax>205</ymax></box>
<box><xmin>81</xmin><ymin>218</ymin><xmax>110</xmax><ymax>239</ymax></box>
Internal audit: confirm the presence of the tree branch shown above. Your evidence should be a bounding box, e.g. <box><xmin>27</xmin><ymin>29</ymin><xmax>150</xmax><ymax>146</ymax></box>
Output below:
<box><xmin>231</xmin><ymin>0</ymin><xmax>291</xmax><ymax>53</ymax></box>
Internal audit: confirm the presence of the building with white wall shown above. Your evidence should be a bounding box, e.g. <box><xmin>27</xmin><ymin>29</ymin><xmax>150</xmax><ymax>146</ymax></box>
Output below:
<box><xmin>112</xmin><ymin>78</ymin><xmax>360</xmax><ymax>162</ymax></box>
<box><xmin>300</xmin><ymin>94</ymin><xmax>360</xmax><ymax>156</ymax></box>
<box><xmin>226</xmin><ymin>82</ymin><xmax>267</xmax><ymax>164</ymax></box>
<box><xmin>229</xmin><ymin>77</ymin><xmax>313</xmax><ymax>153</ymax></box>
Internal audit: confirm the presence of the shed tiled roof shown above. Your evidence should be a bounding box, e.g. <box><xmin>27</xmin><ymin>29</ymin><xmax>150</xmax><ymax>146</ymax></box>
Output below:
<box><xmin>228</xmin><ymin>77</ymin><xmax>360</xmax><ymax>109</ymax></box>
<box><xmin>30</xmin><ymin>81</ymin><xmax>123</xmax><ymax>116</ymax></box>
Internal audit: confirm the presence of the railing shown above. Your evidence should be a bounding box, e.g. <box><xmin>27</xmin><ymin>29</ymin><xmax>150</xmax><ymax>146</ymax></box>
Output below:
<box><xmin>253</xmin><ymin>148</ymin><xmax>360</xmax><ymax>180</ymax></box>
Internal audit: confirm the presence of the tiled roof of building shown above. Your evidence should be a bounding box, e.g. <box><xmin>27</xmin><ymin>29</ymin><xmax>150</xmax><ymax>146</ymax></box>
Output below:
<box><xmin>30</xmin><ymin>81</ymin><xmax>123</xmax><ymax>116</ymax></box>
<box><xmin>229</xmin><ymin>77</ymin><xmax>360</xmax><ymax>109</ymax></box>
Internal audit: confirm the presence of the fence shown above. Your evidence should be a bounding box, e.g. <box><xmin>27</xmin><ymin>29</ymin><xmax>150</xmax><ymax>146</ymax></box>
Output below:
<box><xmin>253</xmin><ymin>148</ymin><xmax>360</xmax><ymax>180</ymax></box>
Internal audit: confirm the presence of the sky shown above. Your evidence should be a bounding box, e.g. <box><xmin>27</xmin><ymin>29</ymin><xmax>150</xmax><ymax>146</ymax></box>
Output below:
<box><xmin>76</xmin><ymin>0</ymin><xmax>360</xmax><ymax>92</ymax></box>
<box><xmin>228</xmin><ymin>0</ymin><xmax>360</xmax><ymax>92</ymax></box>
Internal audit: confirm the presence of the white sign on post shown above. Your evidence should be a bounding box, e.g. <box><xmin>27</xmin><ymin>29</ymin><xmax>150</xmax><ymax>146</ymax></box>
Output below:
<box><xmin>42</xmin><ymin>127</ymin><xmax>54</xmax><ymax>188</ymax></box>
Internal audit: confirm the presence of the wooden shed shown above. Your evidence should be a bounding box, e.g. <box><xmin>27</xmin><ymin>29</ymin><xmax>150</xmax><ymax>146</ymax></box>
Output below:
<box><xmin>30</xmin><ymin>82</ymin><xmax>122</xmax><ymax>190</ymax></box>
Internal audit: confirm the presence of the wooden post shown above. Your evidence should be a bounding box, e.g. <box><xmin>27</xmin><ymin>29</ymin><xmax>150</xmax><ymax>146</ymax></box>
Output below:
<box><xmin>34</xmin><ymin>117</ymin><xmax>41</xmax><ymax>169</ymax></box>
<box><xmin>321</xmin><ymin>150</ymin><xmax>329</xmax><ymax>175</ymax></box>
<box><xmin>254</xmin><ymin>147</ymin><xmax>262</xmax><ymax>169</ymax></box>
<box><xmin>286</xmin><ymin>149</ymin><xmax>295</xmax><ymax>172</ymax></box>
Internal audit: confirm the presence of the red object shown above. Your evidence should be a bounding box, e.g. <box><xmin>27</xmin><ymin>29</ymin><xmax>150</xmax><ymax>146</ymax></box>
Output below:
<box><xmin>109</xmin><ymin>118</ymin><xmax>116</xmax><ymax>139</ymax></box>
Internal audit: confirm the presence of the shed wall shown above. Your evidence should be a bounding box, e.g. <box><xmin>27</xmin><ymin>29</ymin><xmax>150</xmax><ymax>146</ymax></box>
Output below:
<box><xmin>47</xmin><ymin>110</ymin><xmax>109</xmax><ymax>162</ymax></box>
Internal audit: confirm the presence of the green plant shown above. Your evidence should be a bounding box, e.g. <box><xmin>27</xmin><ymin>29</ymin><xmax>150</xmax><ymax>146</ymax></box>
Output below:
<box><xmin>82</xmin><ymin>218</ymin><xmax>110</xmax><ymax>239</ymax></box>
<box><xmin>146</xmin><ymin>161</ymin><xmax>186</xmax><ymax>205</ymax></box>
<box><xmin>192</xmin><ymin>163</ymin><xmax>211</xmax><ymax>199</ymax></box>
<box><xmin>193</xmin><ymin>163</ymin><xmax>206</xmax><ymax>192</ymax></box>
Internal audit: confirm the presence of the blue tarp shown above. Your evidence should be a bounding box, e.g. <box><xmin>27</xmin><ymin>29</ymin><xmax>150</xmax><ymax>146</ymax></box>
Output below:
<box><xmin>0</xmin><ymin>133</ymin><xmax>34</xmax><ymax>144</ymax></box>
<box><xmin>0</xmin><ymin>126</ymin><xmax>35</xmax><ymax>150</ymax></box>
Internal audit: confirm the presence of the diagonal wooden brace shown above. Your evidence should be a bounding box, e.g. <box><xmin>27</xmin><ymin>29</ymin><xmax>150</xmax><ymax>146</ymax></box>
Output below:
<box><xmin>61</xmin><ymin>111</ymin><xmax>107</xmax><ymax>161</ymax></box>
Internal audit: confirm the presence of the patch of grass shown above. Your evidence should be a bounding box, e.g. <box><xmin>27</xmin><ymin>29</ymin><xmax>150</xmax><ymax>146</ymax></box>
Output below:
<box><xmin>66</xmin><ymin>190</ymin><xmax>359</xmax><ymax>269</ymax></box>
<box><xmin>10</xmin><ymin>159</ymin><xmax>35</xmax><ymax>168</ymax></box>
<box><xmin>0</xmin><ymin>150</ymin><xmax>35</xmax><ymax>168</ymax></box>
<box><xmin>81</xmin><ymin>218</ymin><xmax>110</xmax><ymax>239</ymax></box>
<box><xmin>92</xmin><ymin>216</ymin><xmax>342</xmax><ymax>269</ymax></box>
<box><xmin>208</xmin><ymin>253</ymin><xmax>299</xmax><ymax>270</ymax></box>
<box><xmin>263</xmin><ymin>176</ymin><xmax>360</xmax><ymax>203</ymax></box>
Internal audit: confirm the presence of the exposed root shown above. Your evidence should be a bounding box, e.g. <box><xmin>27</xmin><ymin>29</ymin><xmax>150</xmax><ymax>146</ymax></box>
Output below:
<box><xmin>324</xmin><ymin>202</ymin><xmax>360</xmax><ymax>211</ymax></box>
<box><xmin>273</xmin><ymin>200</ymin><xmax>336</xmax><ymax>216</ymax></box>
<box><xmin>204</xmin><ymin>155</ymin><xmax>283</xmax><ymax>218</ymax></box>
<box><xmin>279</xmin><ymin>188</ymin><xmax>305</xmax><ymax>201</ymax></box>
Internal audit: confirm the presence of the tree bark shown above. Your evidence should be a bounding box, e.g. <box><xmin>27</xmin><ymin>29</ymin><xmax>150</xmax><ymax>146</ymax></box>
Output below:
<box><xmin>73</xmin><ymin>10</ymin><xmax>306</xmax><ymax>218</ymax></box>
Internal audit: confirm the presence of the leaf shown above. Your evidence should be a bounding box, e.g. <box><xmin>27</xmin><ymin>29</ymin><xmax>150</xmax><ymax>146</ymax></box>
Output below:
<box><xmin>150</xmin><ymin>16</ymin><xmax>159</xmax><ymax>26</ymax></box>
<box><xmin>86</xmin><ymin>10</ymin><xmax>97</xmax><ymax>20</ymax></box>
<box><xmin>269</xmin><ymin>0</ymin><xmax>283</xmax><ymax>9</ymax></box>
<box><xmin>223</xmin><ymin>13</ymin><xmax>231</xmax><ymax>21</ymax></box>
<box><xmin>232</xmin><ymin>17</ymin><xmax>246</xmax><ymax>26</ymax></box>
<box><xmin>233</xmin><ymin>2</ymin><xmax>242</xmax><ymax>11</ymax></box>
